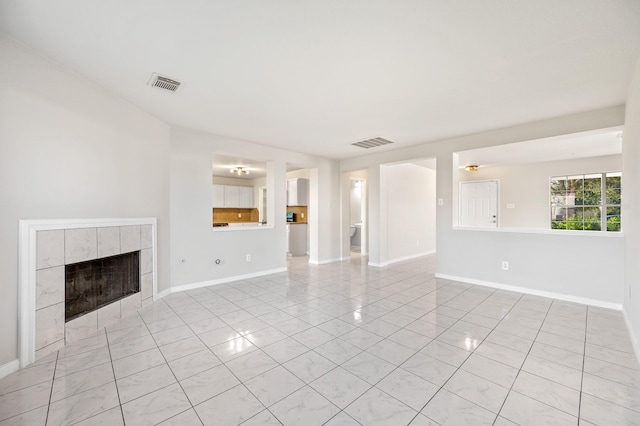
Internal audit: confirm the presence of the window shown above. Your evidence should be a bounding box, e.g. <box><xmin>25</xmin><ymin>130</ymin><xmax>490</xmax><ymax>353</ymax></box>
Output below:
<box><xmin>550</xmin><ymin>172</ymin><xmax>621</xmax><ymax>232</ymax></box>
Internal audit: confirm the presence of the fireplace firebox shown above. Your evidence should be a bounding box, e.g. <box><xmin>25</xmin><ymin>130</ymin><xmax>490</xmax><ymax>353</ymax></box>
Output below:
<box><xmin>65</xmin><ymin>251</ymin><xmax>140</xmax><ymax>322</ymax></box>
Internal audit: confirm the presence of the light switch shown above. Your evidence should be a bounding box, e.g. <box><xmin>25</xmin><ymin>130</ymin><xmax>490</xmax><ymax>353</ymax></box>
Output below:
<box><xmin>438</xmin><ymin>198</ymin><xmax>444</xmax><ymax>206</ymax></box>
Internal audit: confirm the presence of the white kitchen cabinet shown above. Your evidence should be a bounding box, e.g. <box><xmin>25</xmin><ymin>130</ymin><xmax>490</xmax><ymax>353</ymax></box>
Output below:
<box><xmin>238</xmin><ymin>186</ymin><xmax>254</xmax><ymax>208</ymax></box>
<box><xmin>214</xmin><ymin>185</ymin><xmax>255</xmax><ymax>208</ymax></box>
<box><xmin>288</xmin><ymin>224</ymin><xmax>307</xmax><ymax>256</ymax></box>
<box><xmin>212</xmin><ymin>185</ymin><xmax>225</xmax><ymax>207</ymax></box>
<box><xmin>287</xmin><ymin>178</ymin><xmax>308</xmax><ymax>206</ymax></box>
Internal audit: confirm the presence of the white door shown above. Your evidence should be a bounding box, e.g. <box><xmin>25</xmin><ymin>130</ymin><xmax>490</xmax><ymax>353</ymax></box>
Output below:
<box><xmin>459</xmin><ymin>181</ymin><xmax>498</xmax><ymax>227</ymax></box>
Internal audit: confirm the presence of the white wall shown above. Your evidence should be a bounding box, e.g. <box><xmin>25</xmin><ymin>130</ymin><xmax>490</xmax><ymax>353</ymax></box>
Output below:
<box><xmin>381</xmin><ymin>163</ymin><xmax>436</xmax><ymax>262</ymax></box>
<box><xmin>623</xmin><ymin>59</ymin><xmax>640</xmax><ymax>356</ymax></box>
<box><xmin>349</xmin><ymin>180</ymin><xmax>363</xmax><ymax>225</ymax></box>
<box><xmin>169</xmin><ymin>127</ymin><xmax>341</xmax><ymax>286</ymax></box>
<box><xmin>342</xmin><ymin>106</ymin><xmax>625</xmax><ymax>305</ymax></box>
<box><xmin>0</xmin><ymin>36</ymin><xmax>171</xmax><ymax>366</ymax></box>
<box><xmin>458</xmin><ymin>155</ymin><xmax>622</xmax><ymax>229</ymax></box>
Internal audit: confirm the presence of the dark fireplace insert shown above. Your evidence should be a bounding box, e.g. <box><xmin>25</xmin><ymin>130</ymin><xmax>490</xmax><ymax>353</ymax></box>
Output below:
<box><xmin>65</xmin><ymin>251</ymin><xmax>140</xmax><ymax>322</ymax></box>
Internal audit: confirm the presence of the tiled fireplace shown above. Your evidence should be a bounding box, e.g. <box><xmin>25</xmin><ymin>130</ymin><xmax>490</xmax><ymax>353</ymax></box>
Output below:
<box><xmin>19</xmin><ymin>219</ymin><xmax>157</xmax><ymax>367</ymax></box>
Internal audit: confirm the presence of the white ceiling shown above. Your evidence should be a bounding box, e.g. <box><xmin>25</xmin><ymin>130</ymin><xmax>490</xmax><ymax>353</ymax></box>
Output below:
<box><xmin>1</xmin><ymin>1</ymin><xmax>639</xmax><ymax>160</ymax></box>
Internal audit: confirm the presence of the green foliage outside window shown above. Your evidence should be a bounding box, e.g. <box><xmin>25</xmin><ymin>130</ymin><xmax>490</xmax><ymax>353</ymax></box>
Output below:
<box><xmin>550</xmin><ymin>172</ymin><xmax>621</xmax><ymax>232</ymax></box>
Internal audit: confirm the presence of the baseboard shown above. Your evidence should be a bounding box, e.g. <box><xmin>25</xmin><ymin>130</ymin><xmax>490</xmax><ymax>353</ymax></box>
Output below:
<box><xmin>167</xmin><ymin>268</ymin><xmax>288</xmax><ymax>295</ymax></box>
<box><xmin>368</xmin><ymin>261</ymin><xmax>388</xmax><ymax>268</ymax></box>
<box><xmin>435</xmin><ymin>273</ymin><xmax>623</xmax><ymax>311</ymax></box>
<box><xmin>0</xmin><ymin>359</ymin><xmax>20</xmax><ymax>380</ymax></box>
<box><xmin>309</xmin><ymin>257</ymin><xmax>348</xmax><ymax>265</ymax></box>
<box><xmin>156</xmin><ymin>288</ymin><xmax>172</xmax><ymax>300</ymax></box>
<box><xmin>622</xmin><ymin>309</ymin><xmax>640</xmax><ymax>364</ymax></box>
<box><xmin>387</xmin><ymin>250</ymin><xmax>436</xmax><ymax>266</ymax></box>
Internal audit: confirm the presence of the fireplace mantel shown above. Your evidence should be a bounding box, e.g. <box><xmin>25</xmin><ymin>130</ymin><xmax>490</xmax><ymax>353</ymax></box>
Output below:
<box><xmin>18</xmin><ymin>218</ymin><xmax>157</xmax><ymax>368</ymax></box>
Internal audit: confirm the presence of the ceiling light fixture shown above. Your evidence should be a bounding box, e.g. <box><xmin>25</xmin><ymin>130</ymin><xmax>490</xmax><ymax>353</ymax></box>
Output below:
<box><xmin>465</xmin><ymin>165</ymin><xmax>479</xmax><ymax>172</ymax></box>
<box><xmin>230</xmin><ymin>166</ymin><xmax>249</xmax><ymax>176</ymax></box>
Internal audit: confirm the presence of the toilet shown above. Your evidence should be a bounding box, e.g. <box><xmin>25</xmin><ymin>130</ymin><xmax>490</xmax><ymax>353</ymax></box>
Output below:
<box><xmin>350</xmin><ymin>225</ymin><xmax>357</xmax><ymax>237</ymax></box>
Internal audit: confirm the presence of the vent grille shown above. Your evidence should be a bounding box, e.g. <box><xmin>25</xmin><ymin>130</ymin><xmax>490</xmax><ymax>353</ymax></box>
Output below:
<box><xmin>351</xmin><ymin>137</ymin><xmax>394</xmax><ymax>149</ymax></box>
<box><xmin>148</xmin><ymin>73</ymin><xmax>182</xmax><ymax>92</ymax></box>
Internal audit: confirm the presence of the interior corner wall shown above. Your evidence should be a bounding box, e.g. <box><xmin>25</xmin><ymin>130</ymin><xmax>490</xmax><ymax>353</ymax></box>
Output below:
<box><xmin>341</xmin><ymin>105</ymin><xmax>625</xmax><ymax>306</ymax></box>
<box><xmin>623</xmin><ymin>58</ymin><xmax>640</xmax><ymax>357</ymax></box>
<box><xmin>0</xmin><ymin>36</ymin><xmax>171</xmax><ymax>366</ymax></box>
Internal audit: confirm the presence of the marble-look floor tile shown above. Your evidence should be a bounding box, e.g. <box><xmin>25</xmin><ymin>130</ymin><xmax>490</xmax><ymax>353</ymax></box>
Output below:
<box><xmin>54</xmin><ymin>347</ymin><xmax>111</xmax><ymax>378</ymax></box>
<box><xmin>444</xmin><ymin>369</ymin><xmax>509</xmax><ymax>413</ymax></box>
<box><xmin>116</xmin><ymin>363</ymin><xmax>176</xmax><ymax>404</ymax></box>
<box><xmin>512</xmin><ymin>371</ymin><xmax>580</xmax><ymax>416</ymax></box>
<box><xmin>270</xmin><ymin>386</ymin><xmax>340</xmax><ymax>426</ymax></box>
<box><xmin>159</xmin><ymin>336</ymin><xmax>207</xmax><ymax>362</ymax></box>
<box><xmin>310</xmin><ymin>366</ymin><xmax>371</xmax><ymax>409</ymax></box>
<box><xmin>346</xmin><ymin>387</ymin><xmax>417</xmax><ymax>426</ymax></box>
<box><xmin>314</xmin><ymin>338</ymin><xmax>362</xmax><ymax>365</ymax></box>
<box><xmin>421</xmin><ymin>339</ymin><xmax>471</xmax><ymax>367</ymax></box>
<box><xmin>262</xmin><ymin>337</ymin><xmax>310</xmax><ymax>364</ymax></box>
<box><xmin>583</xmin><ymin>356</ymin><xmax>640</xmax><ymax>390</ymax></box>
<box><xmin>582</xmin><ymin>372</ymin><xmax>640</xmax><ymax>412</ymax></box>
<box><xmin>401</xmin><ymin>352</ymin><xmax>457</xmax><ymax>386</ymax></box>
<box><xmin>522</xmin><ymin>354</ymin><xmax>582</xmax><ymax>390</ymax></box>
<box><xmin>377</xmin><ymin>368</ymin><xmax>439</xmax><ymax>411</ymax></box>
<box><xmin>179</xmin><ymin>364</ymin><xmax>239</xmax><ymax>406</ymax></box>
<box><xmin>579</xmin><ymin>393</ymin><xmax>640</xmax><ymax>426</ymax></box>
<box><xmin>47</xmin><ymin>381</ymin><xmax>120</xmax><ymax>426</ymax></box>
<box><xmin>241</xmin><ymin>409</ymin><xmax>283</xmax><ymax>426</ymax></box>
<box><xmin>460</xmin><ymin>353</ymin><xmax>518</xmax><ymax>389</ymax></box>
<box><xmin>284</xmin><ymin>351</ymin><xmax>337</xmax><ymax>383</ymax></box>
<box><xmin>121</xmin><ymin>383</ymin><xmax>190</xmax><ymax>425</ymax></box>
<box><xmin>0</xmin><ymin>381</ymin><xmax>52</xmax><ymax>422</ymax></box>
<box><xmin>500</xmin><ymin>391</ymin><xmax>577</xmax><ymax>426</ymax></box>
<box><xmin>167</xmin><ymin>349</ymin><xmax>220</xmax><ymax>381</ymax></box>
<box><xmin>387</xmin><ymin>329</ymin><xmax>432</xmax><ymax>351</ymax></box>
<box><xmin>342</xmin><ymin>351</ymin><xmax>395</xmax><ymax>385</ymax></box>
<box><xmin>194</xmin><ymin>384</ymin><xmax>264</xmax><ymax>425</ymax></box>
<box><xmin>244</xmin><ymin>365</ymin><xmax>305</xmax><ymax>407</ymax></box>
<box><xmin>475</xmin><ymin>341</ymin><xmax>527</xmax><ymax>369</ymax></box>
<box><xmin>156</xmin><ymin>408</ymin><xmax>203</xmax><ymax>425</ymax></box>
<box><xmin>225</xmin><ymin>350</ymin><xmax>278</xmax><ymax>382</ymax></box>
<box><xmin>51</xmin><ymin>362</ymin><xmax>114</xmax><ymax>402</ymax></box>
<box><xmin>0</xmin><ymin>360</ymin><xmax>56</xmax><ymax>395</ymax></box>
<box><xmin>366</xmin><ymin>338</ymin><xmax>416</xmax><ymax>366</ymax></box>
<box><xmin>421</xmin><ymin>389</ymin><xmax>495</xmax><ymax>425</ymax></box>
<box><xmin>339</xmin><ymin>328</ymin><xmax>384</xmax><ymax>350</ymax></box>
<box><xmin>73</xmin><ymin>406</ymin><xmax>124</xmax><ymax>425</ymax></box>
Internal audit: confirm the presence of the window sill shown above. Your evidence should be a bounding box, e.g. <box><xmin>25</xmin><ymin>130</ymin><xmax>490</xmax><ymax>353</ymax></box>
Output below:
<box><xmin>452</xmin><ymin>226</ymin><xmax>624</xmax><ymax>237</ymax></box>
<box><xmin>213</xmin><ymin>224</ymin><xmax>275</xmax><ymax>232</ymax></box>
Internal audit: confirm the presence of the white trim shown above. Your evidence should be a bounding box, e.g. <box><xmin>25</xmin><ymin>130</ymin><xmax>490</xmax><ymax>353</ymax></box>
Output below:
<box><xmin>309</xmin><ymin>257</ymin><xmax>348</xmax><ymax>265</ymax></box>
<box><xmin>435</xmin><ymin>273</ymin><xmax>623</xmax><ymax>311</ymax></box>
<box><xmin>164</xmin><ymin>268</ymin><xmax>288</xmax><ymax>295</ymax></box>
<box><xmin>18</xmin><ymin>218</ymin><xmax>157</xmax><ymax>368</ymax></box>
<box><xmin>622</xmin><ymin>310</ymin><xmax>640</xmax><ymax>364</ymax></box>
<box><xmin>0</xmin><ymin>359</ymin><xmax>20</xmax><ymax>380</ymax></box>
<box><xmin>452</xmin><ymin>226</ymin><xmax>624</xmax><ymax>237</ymax></box>
<box><xmin>156</xmin><ymin>288</ymin><xmax>172</xmax><ymax>300</ymax></box>
<box><xmin>368</xmin><ymin>261</ymin><xmax>389</xmax><ymax>268</ymax></box>
<box><xmin>386</xmin><ymin>250</ymin><xmax>436</xmax><ymax>266</ymax></box>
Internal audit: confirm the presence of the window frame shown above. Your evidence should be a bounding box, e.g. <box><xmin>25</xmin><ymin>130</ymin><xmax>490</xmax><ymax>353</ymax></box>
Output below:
<box><xmin>549</xmin><ymin>171</ymin><xmax>621</xmax><ymax>232</ymax></box>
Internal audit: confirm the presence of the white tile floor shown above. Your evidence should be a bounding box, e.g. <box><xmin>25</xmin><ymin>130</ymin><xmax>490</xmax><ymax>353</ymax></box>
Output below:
<box><xmin>1</xmin><ymin>254</ymin><xmax>640</xmax><ymax>425</ymax></box>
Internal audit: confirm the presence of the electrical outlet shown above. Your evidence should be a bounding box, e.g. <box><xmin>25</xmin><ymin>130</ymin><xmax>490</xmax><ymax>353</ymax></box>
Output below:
<box><xmin>506</xmin><ymin>203</ymin><xmax>515</xmax><ymax>209</ymax></box>
<box><xmin>438</xmin><ymin>198</ymin><xmax>444</xmax><ymax>206</ymax></box>
<box><xmin>246</xmin><ymin>254</ymin><xmax>251</xmax><ymax>262</ymax></box>
<box><xmin>502</xmin><ymin>261</ymin><xmax>509</xmax><ymax>270</ymax></box>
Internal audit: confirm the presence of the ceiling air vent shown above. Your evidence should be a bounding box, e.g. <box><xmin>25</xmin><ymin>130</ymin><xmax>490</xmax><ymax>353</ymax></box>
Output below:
<box><xmin>351</xmin><ymin>137</ymin><xmax>394</xmax><ymax>149</ymax></box>
<box><xmin>148</xmin><ymin>73</ymin><xmax>182</xmax><ymax>92</ymax></box>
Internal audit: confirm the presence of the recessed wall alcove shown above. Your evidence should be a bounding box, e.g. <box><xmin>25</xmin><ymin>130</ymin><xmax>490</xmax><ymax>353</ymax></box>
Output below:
<box><xmin>18</xmin><ymin>218</ymin><xmax>157</xmax><ymax>368</ymax></box>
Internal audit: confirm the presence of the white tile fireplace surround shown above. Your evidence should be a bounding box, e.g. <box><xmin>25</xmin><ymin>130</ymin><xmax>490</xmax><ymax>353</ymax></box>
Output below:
<box><xmin>18</xmin><ymin>218</ymin><xmax>157</xmax><ymax>368</ymax></box>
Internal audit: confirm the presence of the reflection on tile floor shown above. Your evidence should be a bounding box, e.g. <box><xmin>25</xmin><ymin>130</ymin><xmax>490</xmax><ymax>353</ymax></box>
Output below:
<box><xmin>2</xmin><ymin>254</ymin><xmax>640</xmax><ymax>425</ymax></box>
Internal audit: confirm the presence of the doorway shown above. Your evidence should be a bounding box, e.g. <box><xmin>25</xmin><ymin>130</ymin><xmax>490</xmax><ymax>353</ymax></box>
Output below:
<box><xmin>349</xmin><ymin>177</ymin><xmax>367</xmax><ymax>255</ymax></box>
<box><xmin>459</xmin><ymin>180</ymin><xmax>498</xmax><ymax>228</ymax></box>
